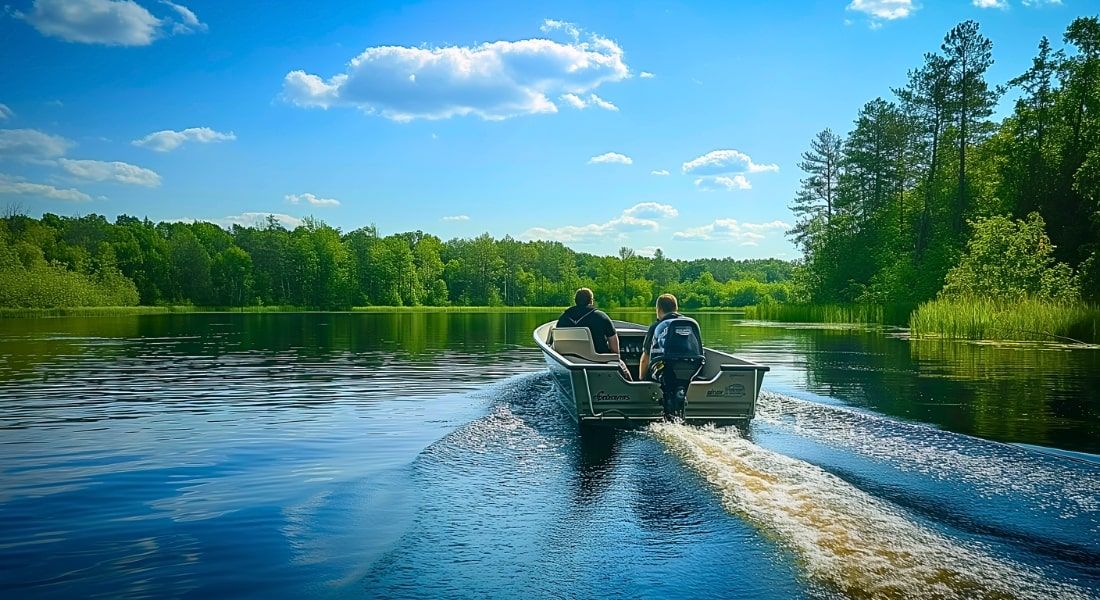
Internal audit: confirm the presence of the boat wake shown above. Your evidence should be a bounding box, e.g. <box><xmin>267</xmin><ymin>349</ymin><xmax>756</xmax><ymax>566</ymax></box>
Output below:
<box><xmin>651</xmin><ymin>422</ymin><xmax>1090</xmax><ymax>600</ymax></box>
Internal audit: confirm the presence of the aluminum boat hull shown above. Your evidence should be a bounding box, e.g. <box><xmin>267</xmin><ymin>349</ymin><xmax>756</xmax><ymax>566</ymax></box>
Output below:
<box><xmin>534</xmin><ymin>320</ymin><xmax>769</xmax><ymax>427</ymax></box>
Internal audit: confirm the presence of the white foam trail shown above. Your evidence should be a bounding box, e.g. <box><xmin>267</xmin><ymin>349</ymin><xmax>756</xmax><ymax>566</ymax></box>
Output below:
<box><xmin>755</xmin><ymin>391</ymin><xmax>1100</xmax><ymax>520</ymax></box>
<box><xmin>650</xmin><ymin>423</ymin><xmax>1088</xmax><ymax>600</ymax></box>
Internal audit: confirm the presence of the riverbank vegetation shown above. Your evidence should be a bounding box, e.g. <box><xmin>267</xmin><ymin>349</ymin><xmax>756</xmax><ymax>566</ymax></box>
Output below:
<box><xmin>0</xmin><ymin>212</ymin><xmax>795</xmax><ymax>310</ymax></box>
<box><xmin>787</xmin><ymin>15</ymin><xmax>1100</xmax><ymax>341</ymax></box>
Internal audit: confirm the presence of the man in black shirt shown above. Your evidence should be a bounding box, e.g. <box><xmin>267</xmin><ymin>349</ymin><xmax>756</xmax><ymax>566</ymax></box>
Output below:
<box><xmin>639</xmin><ymin>293</ymin><xmax>700</xmax><ymax>380</ymax></box>
<box><xmin>556</xmin><ymin>288</ymin><xmax>631</xmax><ymax>380</ymax></box>
<box><xmin>556</xmin><ymin>288</ymin><xmax>620</xmax><ymax>354</ymax></box>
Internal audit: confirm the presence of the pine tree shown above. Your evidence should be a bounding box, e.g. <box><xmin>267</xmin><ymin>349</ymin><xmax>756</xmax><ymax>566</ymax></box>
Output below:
<box><xmin>788</xmin><ymin>128</ymin><xmax>843</xmax><ymax>251</ymax></box>
<box><xmin>941</xmin><ymin>20</ymin><xmax>998</xmax><ymax>235</ymax></box>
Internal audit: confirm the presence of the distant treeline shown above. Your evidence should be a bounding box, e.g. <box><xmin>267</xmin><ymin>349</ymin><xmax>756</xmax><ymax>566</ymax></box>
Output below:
<box><xmin>789</xmin><ymin>16</ymin><xmax>1100</xmax><ymax>305</ymax></box>
<box><xmin>0</xmin><ymin>212</ymin><xmax>795</xmax><ymax>310</ymax></box>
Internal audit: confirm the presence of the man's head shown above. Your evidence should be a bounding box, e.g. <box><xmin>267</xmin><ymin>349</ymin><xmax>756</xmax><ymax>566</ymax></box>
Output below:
<box><xmin>575</xmin><ymin>287</ymin><xmax>594</xmax><ymax>307</ymax></box>
<box><xmin>656</xmin><ymin>293</ymin><xmax>678</xmax><ymax>318</ymax></box>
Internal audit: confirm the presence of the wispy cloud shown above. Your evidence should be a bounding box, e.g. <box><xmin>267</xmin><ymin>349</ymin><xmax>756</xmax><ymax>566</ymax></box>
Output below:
<box><xmin>589</xmin><ymin>152</ymin><xmax>633</xmax><ymax>165</ymax></box>
<box><xmin>0</xmin><ymin>174</ymin><xmax>91</xmax><ymax>202</ymax></box>
<box><xmin>442</xmin><ymin>215</ymin><xmax>470</xmax><ymax>222</ymax></box>
<box><xmin>673</xmin><ymin>219</ymin><xmax>789</xmax><ymax>243</ymax></box>
<box><xmin>651</xmin><ymin>169</ymin><xmax>669</xmax><ymax>176</ymax></box>
<box><xmin>59</xmin><ymin>158</ymin><xmax>160</xmax><ymax>186</ymax></box>
<box><xmin>17</xmin><ymin>0</ymin><xmax>206</xmax><ymax>46</ymax></box>
<box><xmin>0</xmin><ymin>105</ymin><xmax>13</xmax><ymax>121</ymax></box>
<box><xmin>522</xmin><ymin>202</ymin><xmax>677</xmax><ymax>243</ymax></box>
<box><xmin>285</xmin><ymin>192</ymin><xmax>339</xmax><ymax>207</ymax></box>
<box><xmin>540</xmin><ymin>18</ymin><xmax>581</xmax><ymax>40</ymax></box>
<box><xmin>972</xmin><ymin>0</ymin><xmax>1007</xmax><ymax>8</ymax></box>
<box><xmin>559</xmin><ymin>93</ymin><xmax>618</xmax><ymax>111</ymax></box>
<box><xmin>282</xmin><ymin>21</ymin><xmax>629</xmax><ymax>121</ymax></box>
<box><xmin>160</xmin><ymin>0</ymin><xmax>207</xmax><ymax>34</ymax></box>
<box><xmin>639</xmin><ymin>71</ymin><xmax>655</xmax><ymax>79</ymax></box>
<box><xmin>132</xmin><ymin>127</ymin><xmax>235</xmax><ymax>152</ymax></box>
<box><xmin>0</xmin><ymin>128</ymin><xmax>72</xmax><ymax>162</ymax></box>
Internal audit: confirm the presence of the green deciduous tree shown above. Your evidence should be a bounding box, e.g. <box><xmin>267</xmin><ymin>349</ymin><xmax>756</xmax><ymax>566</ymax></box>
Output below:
<box><xmin>941</xmin><ymin>213</ymin><xmax>1078</xmax><ymax>302</ymax></box>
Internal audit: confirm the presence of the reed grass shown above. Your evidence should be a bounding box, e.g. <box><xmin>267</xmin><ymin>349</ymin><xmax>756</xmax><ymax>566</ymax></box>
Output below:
<box><xmin>909</xmin><ymin>297</ymin><xmax>1100</xmax><ymax>344</ymax></box>
<box><xmin>743</xmin><ymin>303</ymin><xmax>914</xmax><ymax>326</ymax></box>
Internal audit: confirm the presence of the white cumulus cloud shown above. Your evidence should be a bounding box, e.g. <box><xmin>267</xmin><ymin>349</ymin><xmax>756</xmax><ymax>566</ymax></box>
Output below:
<box><xmin>682</xmin><ymin>149</ymin><xmax>776</xmax><ymax>192</ymax></box>
<box><xmin>285</xmin><ymin>192</ymin><xmax>340</xmax><ymax>207</ymax></box>
<box><xmin>0</xmin><ymin>174</ymin><xmax>91</xmax><ymax>202</ymax></box>
<box><xmin>0</xmin><ymin>105</ymin><xmax>13</xmax><ymax>121</ymax></box>
<box><xmin>282</xmin><ymin>22</ymin><xmax>630</xmax><ymax>121</ymax></box>
<box><xmin>673</xmin><ymin>219</ymin><xmax>789</xmax><ymax>243</ymax></box>
<box><xmin>589</xmin><ymin>152</ymin><xmax>632</xmax><ymax>165</ymax></box>
<box><xmin>442</xmin><ymin>215</ymin><xmax>470</xmax><ymax>222</ymax></box>
<box><xmin>651</xmin><ymin>169</ymin><xmax>669</xmax><ymax>176</ymax></box>
<box><xmin>59</xmin><ymin>158</ymin><xmax>161</xmax><ymax>186</ymax></box>
<box><xmin>622</xmin><ymin>202</ymin><xmax>678</xmax><ymax>219</ymax></box>
<box><xmin>132</xmin><ymin>127</ymin><xmax>236</xmax><ymax>152</ymax></box>
<box><xmin>0</xmin><ymin>128</ymin><xmax>73</xmax><ymax>162</ymax></box>
<box><xmin>682</xmin><ymin>149</ymin><xmax>778</xmax><ymax>175</ymax></box>
<box><xmin>521</xmin><ymin>202</ymin><xmax>676</xmax><ymax>243</ymax></box>
<box><xmin>639</xmin><ymin>71</ymin><xmax>655</xmax><ymax>79</ymax></box>
<box><xmin>207</xmin><ymin>212</ymin><xmax>304</xmax><ymax>230</ymax></box>
<box><xmin>18</xmin><ymin>0</ymin><xmax>206</xmax><ymax>46</ymax></box>
<box><xmin>972</xmin><ymin>0</ymin><xmax>1007</xmax><ymax>7</ymax></box>
<box><xmin>695</xmin><ymin>175</ymin><xmax>752</xmax><ymax>191</ymax></box>
<box><xmin>846</xmin><ymin>0</ymin><xmax>917</xmax><ymax>27</ymax></box>
<box><xmin>561</xmin><ymin>93</ymin><xmax>587</xmax><ymax>109</ymax></box>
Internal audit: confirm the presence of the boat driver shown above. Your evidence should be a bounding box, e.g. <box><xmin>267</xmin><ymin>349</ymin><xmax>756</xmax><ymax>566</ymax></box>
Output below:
<box><xmin>638</xmin><ymin>293</ymin><xmax>701</xmax><ymax>381</ymax></box>
<box><xmin>556</xmin><ymin>288</ymin><xmax>631</xmax><ymax>380</ymax></box>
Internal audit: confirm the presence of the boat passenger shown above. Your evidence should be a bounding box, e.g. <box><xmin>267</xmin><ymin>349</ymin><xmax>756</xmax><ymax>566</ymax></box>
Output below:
<box><xmin>556</xmin><ymin>288</ymin><xmax>631</xmax><ymax>380</ymax></box>
<box><xmin>638</xmin><ymin>293</ymin><xmax>703</xmax><ymax>381</ymax></box>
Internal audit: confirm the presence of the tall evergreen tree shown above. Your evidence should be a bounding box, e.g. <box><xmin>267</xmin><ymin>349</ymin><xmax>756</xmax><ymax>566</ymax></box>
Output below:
<box><xmin>788</xmin><ymin>128</ymin><xmax>843</xmax><ymax>251</ymax></box>
<box><xmin>941</xmin><ymin>20</ymin><xmax>998</xmax><ymax>235</ymax></box>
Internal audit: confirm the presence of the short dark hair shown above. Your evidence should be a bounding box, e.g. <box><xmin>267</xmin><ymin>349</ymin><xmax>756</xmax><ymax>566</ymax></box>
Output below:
<box><xmin>656</xmin><ymin>293</ymin><xmax>678</xmax><ymax>314</ymax></box>
<box><xmin>575</xmin><ymin>288</ymin><xmax>594</xmax><ymax>307</ymax></box>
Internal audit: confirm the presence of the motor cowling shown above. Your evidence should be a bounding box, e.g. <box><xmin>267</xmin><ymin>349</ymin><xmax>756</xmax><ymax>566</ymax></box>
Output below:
<box><xmin>648</xmin><ymin>317</ymin><xmax>704</xmax><ymax>420</ymax></box>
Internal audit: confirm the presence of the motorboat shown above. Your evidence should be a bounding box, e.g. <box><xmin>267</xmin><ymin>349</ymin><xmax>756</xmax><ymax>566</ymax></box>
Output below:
<box><xmin>534</xmin><ymin>319</ymin><xmax>769</xmax><ymax>428</ymax></box>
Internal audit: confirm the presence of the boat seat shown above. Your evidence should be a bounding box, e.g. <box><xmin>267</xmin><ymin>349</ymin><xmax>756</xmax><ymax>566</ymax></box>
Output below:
<box><xmin>550</xmin><ymin>327</ymin><xmax>620</xmax><ymax>364</ymax></box>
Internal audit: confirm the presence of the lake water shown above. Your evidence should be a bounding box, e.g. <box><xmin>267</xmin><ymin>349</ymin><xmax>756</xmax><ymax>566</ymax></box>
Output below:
<box><xmin>0</xmin><ymin>311</ymin><xmax>1097</xmax><ymax>599</ymax></box>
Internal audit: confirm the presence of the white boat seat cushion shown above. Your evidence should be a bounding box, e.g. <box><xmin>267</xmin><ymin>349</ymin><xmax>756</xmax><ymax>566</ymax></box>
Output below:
<box><xmin>551</xmin><ymin>327</ymin><xmax>620</xmax><ymax>363</ymax></box>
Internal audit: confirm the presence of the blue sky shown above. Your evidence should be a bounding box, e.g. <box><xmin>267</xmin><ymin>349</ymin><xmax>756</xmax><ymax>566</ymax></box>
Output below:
<box><xmin>0</xmin><ymin>0</ymin><xmax>1090</xmax><ymax>259</ymax></box>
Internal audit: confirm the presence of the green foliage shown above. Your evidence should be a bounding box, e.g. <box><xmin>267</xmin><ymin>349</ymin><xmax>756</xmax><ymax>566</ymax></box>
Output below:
<box><xmin>941</xmin><ymin>213</ymin><xmax>1079</xmax><ymax>301</ymax></box>
<box><xmin>791</xmin><ymin>16</ymin><xmax>1100</xmax><ymax>308</ymax></box>
<box><xmin>0</xmin><ymin>213</ymin><xmax>796</xmax><ymax>310</ymax></box>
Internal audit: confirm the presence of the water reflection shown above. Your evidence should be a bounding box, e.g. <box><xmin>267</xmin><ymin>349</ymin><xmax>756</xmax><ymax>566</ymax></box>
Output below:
<box><xmin>687</xmin><ymin>316</ymin><xmax>1100</xmax><ymax>454</ymax></box>
<box><xmin>1</xmin><ymin>311</ymin><xmax>1098</xmax><ymax>598</ymax></box>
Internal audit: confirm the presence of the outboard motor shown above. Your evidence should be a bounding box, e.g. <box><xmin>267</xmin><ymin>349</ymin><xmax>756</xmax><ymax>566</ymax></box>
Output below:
<box><xmin>647</xmin><ymin>317</ymin><xmax>704</xmax><ymax>420</ymax></box>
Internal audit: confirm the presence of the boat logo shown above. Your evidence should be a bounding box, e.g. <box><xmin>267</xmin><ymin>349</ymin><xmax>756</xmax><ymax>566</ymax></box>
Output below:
<box><xmin>594</xmin><ymin>391</ymin><xmax>631</xmax><ymax>402</ymax></box>
<box><xmin>706</xmin><ymin>383</ymin><xmax>746</xmax><ymax>398</ymax></box>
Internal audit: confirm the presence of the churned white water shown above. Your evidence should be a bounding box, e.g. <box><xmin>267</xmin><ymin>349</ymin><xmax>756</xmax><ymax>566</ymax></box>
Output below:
<box><xmin>650</xmin><ymin>422</ymin><xmax>1089</xmax><ymax>600</ymax></box>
